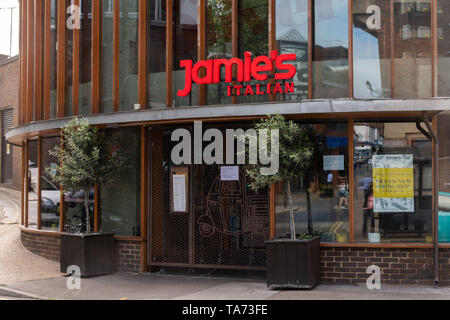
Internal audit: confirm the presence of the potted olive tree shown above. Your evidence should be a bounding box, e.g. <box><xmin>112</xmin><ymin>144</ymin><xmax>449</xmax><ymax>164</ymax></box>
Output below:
<box><xmin>245</xmin><ymin>114</ymin><xmax>319</xmax><ymax>289</ymax></box>
<box><xmin>47</xmin><ymin>117</ymin><xmax>122</xmax><ymax>277</ymax></box>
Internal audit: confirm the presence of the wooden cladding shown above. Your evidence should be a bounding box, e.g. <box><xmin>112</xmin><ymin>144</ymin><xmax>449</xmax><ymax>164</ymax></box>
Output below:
<box><xmin>17</xmin><ymin>0</ymin><xmax>443</xmax><ymax>123</ymax></box>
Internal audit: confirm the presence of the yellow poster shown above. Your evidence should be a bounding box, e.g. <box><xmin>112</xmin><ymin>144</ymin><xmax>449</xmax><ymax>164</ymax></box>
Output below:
<box><xmin>372</xmin><ymin>154</ymin><xmax>414</xmax><ymax>212</ymax></box>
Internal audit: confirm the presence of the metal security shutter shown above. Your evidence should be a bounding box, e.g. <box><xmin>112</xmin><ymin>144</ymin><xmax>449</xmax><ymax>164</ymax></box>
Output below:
<box><xmin>1</xmin><ymin>108</ymin><xmax>13</xmax><ymax>137</ymax></box>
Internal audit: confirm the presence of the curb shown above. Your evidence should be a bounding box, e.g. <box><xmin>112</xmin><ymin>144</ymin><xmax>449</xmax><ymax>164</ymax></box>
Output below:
<box><xmin>0</xmin><ymin>286</ymin><xmax>49</xmax><ymax>300</ymax></box>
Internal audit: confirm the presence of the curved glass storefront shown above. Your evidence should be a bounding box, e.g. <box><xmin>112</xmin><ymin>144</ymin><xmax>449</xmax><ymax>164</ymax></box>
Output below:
<box><xmin>12</xmin><ymin>0</ymin><xmax>450</xmax><ymax>274</ymax></box>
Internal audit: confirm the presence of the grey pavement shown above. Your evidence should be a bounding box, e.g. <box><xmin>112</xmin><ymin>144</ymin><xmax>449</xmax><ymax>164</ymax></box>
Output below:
<box><xmin>1</xmin><ymin>186</ymin><xmax>450</xmax><ymax>300</ymax></box>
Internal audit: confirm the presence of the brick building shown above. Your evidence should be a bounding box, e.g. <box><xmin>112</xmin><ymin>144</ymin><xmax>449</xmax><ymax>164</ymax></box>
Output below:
<box><xmin>0</xmin><ymin>55</ymin><xmax>21</xmax><ymax>188</ymax></box>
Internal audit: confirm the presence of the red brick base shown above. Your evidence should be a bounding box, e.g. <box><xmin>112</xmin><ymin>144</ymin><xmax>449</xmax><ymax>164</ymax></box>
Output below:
<box><xmin>321</xmin><ymin>247</ymin><xmax>450</xmax><ymax>286</ymax></box>
<box><xmin>20</xmin><ymin>228</ymin><xmax>143</xmax><ymax>273</ymax></box>
<box><xmin>20</xmin><ymin>228</ymin><xmax>450</xmax><ymax>285</ymax></box>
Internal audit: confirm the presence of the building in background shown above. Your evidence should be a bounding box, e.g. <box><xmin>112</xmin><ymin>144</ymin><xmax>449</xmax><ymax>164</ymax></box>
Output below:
<box><xmin>0</xmin><ymin>55</ymin><xmax>20</xmax><ymax>188</ymax></box>
<box><xmin>7</xmin><ymin>0</ymin><xmax>450</xmax><ymax>286</ymax></box>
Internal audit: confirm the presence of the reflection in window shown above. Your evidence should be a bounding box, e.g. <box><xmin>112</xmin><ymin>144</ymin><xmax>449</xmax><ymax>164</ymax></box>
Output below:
<box><xmin>206</xmin><ymin>0</ymin><xmax>232</xmax><ymax>105</ymax></box>
<box><xmin>275</xmin><ymin>122</ymin><xmax>349</xmax><ymax>242</ymax></box>
<box><xmin>173</xmin><ymin>0</ymin><xmax>198</xmax><ymax>107</ymax></box>
<box><xmin>438</xmin><ymin>1</ymin><xmax>450</xmax><ymax>97</ymax></box>
<box><xmin>393</xmin><ymin>0</ymin><xmax>431</xmax><ymax>98</ymax></box>
<box><xmin>27</xmin><ymin>140</ymin><xmax>38</xmax><ymax>229</ymax></box>
<box><xmin>101</xmin><ymin>0</ymin><xmax>114</xmax><ymax>113</ymax></box>
<box><xmin>64</xmin><ymin>188</ymin><xmax>95</xmax><ymax>233</ymax></box>
<box><xmin>353</xmin><ymin>0</ymin><xmax>391</xmax><ymax>98</ymax></box>
<box><xmin>438</xmin><ymin>112</ymin><xmax>450</xmax><ymax>243</ymax></box>
<box><xmin>313</xmin><ymin>0</ymin><xmax>349</xmax><ymax>98</ymax></box>
<box><xmin>40</xmin><ymin>137</ymin><xmax>61</xmax><ymax>231</ymax></box>
<box><xmin>148</xmin><ymin>0</ymin><xmax>167</xmax><ymax>109</ymax></box>
<box><xmin>119</xmin><ymin>0</ymin><xmax>139</xmax><ymax>111</ymax></box>
<box><xmin>354</xmin><ymin>121</ymin><xmax>432</xmax><ymax>243</ymax></box>
<box><xmin>237</xmin><ymin>0</ymin><xmax>268</xmax><ymax>104</ymax></box>
<box><xmin>79</xmin><ymin>0</ymin><xmax>92</xmax><ymax>115</ymax></box>
<box><xmin>275</xmin><ymin>0</ymin><xmax>308</xmax><ymax>100</ymax></box>
<box><xmin>100</xmin><ymin>127</ymin><xmax>141</xmax><ymax>236</ymax></box>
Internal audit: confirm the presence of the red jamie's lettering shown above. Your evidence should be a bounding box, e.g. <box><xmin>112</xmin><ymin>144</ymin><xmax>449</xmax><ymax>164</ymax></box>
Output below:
<box><xmin>177</xmin><ymin>50</ymin><xmax>297</xmax><ymax>97</ymax></box>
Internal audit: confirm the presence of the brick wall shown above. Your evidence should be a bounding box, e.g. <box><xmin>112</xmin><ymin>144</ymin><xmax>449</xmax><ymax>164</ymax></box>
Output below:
<box><xmin>0</xmin><ymin>56</ymin><xmax>21</xmax><ymax>188</ymax></box>
<box><xmin>21</xmin><ymin>229</ymin><xmax>61</xmax><ymax>261</ymax></box>
<box><xmin>20</xmin><ymin>229</ymin><xmax>143</xmax><ymax>273</ymax></box>
<box><xmin>114</xmin><ymin>239</ymin><xmax>142</xmax><ymax>273</ymax></box>
<box><xmin>320</xmin><ymin>247</ymin><xmax>450</xmax><ymax>286</ymax></box>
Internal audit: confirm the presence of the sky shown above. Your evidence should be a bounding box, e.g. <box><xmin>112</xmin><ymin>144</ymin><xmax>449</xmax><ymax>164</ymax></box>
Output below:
<box><xmin>0</xmin><ymin>0</ymin><xmax>19</xmax><ymax>57</ymax></box>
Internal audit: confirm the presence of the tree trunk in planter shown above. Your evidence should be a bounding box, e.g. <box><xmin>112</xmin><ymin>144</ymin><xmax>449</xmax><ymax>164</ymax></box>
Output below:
<box><xmin>60</xmin><ymin>233</ymin><xmax>114</xmax><ymax>277</ymax></box>
<box><xmin>265</xmin><ymin>237</ymin><xmax>320</xmax><ymax>289</ymax></box>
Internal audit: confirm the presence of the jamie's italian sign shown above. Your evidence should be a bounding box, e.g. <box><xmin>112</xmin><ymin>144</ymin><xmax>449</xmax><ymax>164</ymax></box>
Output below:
<box><xmin>177</xmin><ymin>50</ymin><xmax>297</xmax><ymax>97</ymax></box>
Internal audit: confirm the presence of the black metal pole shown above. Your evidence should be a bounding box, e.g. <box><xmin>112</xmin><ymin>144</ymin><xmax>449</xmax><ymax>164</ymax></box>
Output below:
<box><xmin>422</xmin><ymin>111</ymin><xmax>440</xmax><ymax>286</ymax></box>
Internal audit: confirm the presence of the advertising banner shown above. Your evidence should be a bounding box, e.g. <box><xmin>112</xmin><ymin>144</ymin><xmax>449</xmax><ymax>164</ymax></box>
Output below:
<box><xmin>372</xmin><ymin>154</ymin><xmax>414</xmax><ymax>213</ymax></box>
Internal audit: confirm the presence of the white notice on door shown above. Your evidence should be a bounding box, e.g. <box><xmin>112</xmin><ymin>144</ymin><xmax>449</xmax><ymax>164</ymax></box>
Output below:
<box><xmin>173</xmin><ymin>174</ymin><xmax>186</xmax><ymax>212</ymax></box>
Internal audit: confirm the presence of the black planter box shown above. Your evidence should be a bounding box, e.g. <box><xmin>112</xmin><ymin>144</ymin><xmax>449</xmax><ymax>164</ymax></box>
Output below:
<box><xmin>60</xmin><ymin>233</ymin><xmax>114</xmax><ymax>278</ymax></box>
<box><xmin>265</xmin><ymin>237</ymin><xmax>320</xmax><ymax>289</ymax></box>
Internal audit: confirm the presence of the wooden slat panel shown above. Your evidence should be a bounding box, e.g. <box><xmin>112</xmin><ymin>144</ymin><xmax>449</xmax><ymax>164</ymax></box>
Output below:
<box><xmin>348</xmin><ymin>118</ymin><xmax>354</xmax><ymax>242</ymax></box>
<box><xmin>57</xmin><ymin>0</ymin><xmax>66</xmax><ymax>118</ymax></box>
<box><xmin>37</xmin><ymin>137</ymin><xmax>42</xmax><ymax>229</ymax></box>
<box><xmin>18</xmin><ymin>0</ymin><xmax>23</xmax><ymax>125</ymax></box>
<box><xmin>390</xmin><ymin>0</ymin><xmax>395</xmax><ymax>98</ymax></box>
<box><xmin>431</xmin><ymin>0</ymin><xmax>438</xmax><ymax>97</ymax></box>
<box><xmin>166</xmin><ymin>0</ymin><xmax>173</xmax><ymax>107</ymax></box>
<box><xmin>113</xmin><ymin>0</ymin><xmax>120</xmax><ymax>112</ymax></box>
<box><xmin>348</xmin><ymin>0</ymin><xmax>353</xmax><ymax>98</ymax></box>
<box><xmin>24</xmin><ymin>140</ymin><xmax>29</xmax><ymax>228</ymax></box>
<box><xmin>232</xmin><ymin>0</ymin><xmax>238</xmax><ymax>104</ymax></box>
<box><xmin>34</xmin><ymin>0</ymin><xmax>43</xmax><ymax>122</ymax></box>
<box><xmin>27</xmin><ymin>0</ymin><xmax>34</xmax><ymax>123</ymax></box>
<box><xmin>308</xmin><ymin>0</ymin><xmax>313</xmax><ymax>100</ymax></box>
<box><xmin>21</xmin><ymin>141</ymin><xmax>25</xmax><ymax>225</ymax></box>
<box><xmin>72</xmin><ymin>0</ymin><xmax>80</xmax><ymax>115</ymax></box>
<box><xmin>138</xmin><ymin>0</ymin><xmax>147</xmax><ymax>109</ymax></box>
<box><xmin>197</xmin><ymin>0</ymin><xmax>206</xmax><ymax>105</ymax></box>
<box><xmin>270</xmin><ymin>183</ymin><xmax>275</xmax><ymax>239</ymax></box>
<box><xmin>140</xmin><ymin>126</ymin><xmax>148</xmax><ymax>272</ymax></box>
<box><xmin>92</xmin><ymin>0</ymin><xmax>101</xmax><ymax>114</ymax></box>
<box><xmin>43</xmin><ymin>0</ymin><xmax>51</xmax><ymax>120</ymax></box>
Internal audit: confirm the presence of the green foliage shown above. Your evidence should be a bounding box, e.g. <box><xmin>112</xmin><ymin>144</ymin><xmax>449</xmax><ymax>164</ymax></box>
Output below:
<box><xmin>245</xmin><ymin>114</ymin><xmax>314</xmax><ymax>190</ymax></box>
<box><xmin>245</xmin><ymin>114</ymin><xmax>315</xmax><ymax>239</ymax></box>
<box><xmin>46</xmin><ymin>117</ymin><xmax>121</xmax><ymax>193</ymax></box>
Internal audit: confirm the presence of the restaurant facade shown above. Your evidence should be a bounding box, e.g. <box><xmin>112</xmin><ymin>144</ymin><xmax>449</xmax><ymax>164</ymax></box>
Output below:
<box><xmin>7</xmin><ymin>0</ymin><xmax>450</xmax><ymax>285</ymax></box>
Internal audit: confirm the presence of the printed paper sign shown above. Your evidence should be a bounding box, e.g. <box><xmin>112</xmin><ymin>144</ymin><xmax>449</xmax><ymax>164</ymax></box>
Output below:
<box><xmin>372</xmin><ymin>154</ymin><xmax>414</xmax><ymax>213</ymax></box>
<box><xmin>221</xmin><ymin>166</ymin><xmax>239</xmax><ymax>181</ymax></box>
<box><xmin>323</xmin><ymin>155</ymin><xmax>345</xmax><ymax>171</ymax></box>
<box><xmin>173</xmin><ymin>174</ymin><xmax>187</xmax><ymax>212</ymax></box>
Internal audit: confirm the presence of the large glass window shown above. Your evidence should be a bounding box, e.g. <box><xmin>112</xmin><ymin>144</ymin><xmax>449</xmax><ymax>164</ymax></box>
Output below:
<box><xmin>275</xmin><ymin>122</ymin><xmax>349</xmax><ymax>242</ymax></box>
<box><xmin>79</xmin><ymin>0</ymin><xmax>92</xmax><ymax>115</ymax></box>
<box><xmin>353</xmin><ymin>0</ymin><xmax>391</xmax><ymax>99</ymax></box>
<box><xmin>40</xmin><ymin>137</ymin><xmax>61</xmax><ymax>231</ymax></box>
<box><xmin>393</xmin><ymin>0</ymin><xmax>431</xmax><ymax>98</ymax></box>
<box><xmin>237</xmin><ymin>0</ymin><xmax>268</xmax><ymax>104</ymax></box>
<box><xmin>354</xmin><ymin>120</ymin><xmax>432</xmax><ymax>243</ymax></box>
<box><xmin>313</xmin><ymin>0</ymin><xmax>349</xmax><ymax>98</ymax></box>
<box><xmin>27</xmin><ymin>140</ymin><xmax>38</xmax><ymax>229</ymax></box>
<box><xmin>438</xmin><ymin>1</ymin><xmax>450</xmax><ymax>97</ymax></box>
<box><xmin>173</xmin><ymin>0</ymin><xmax>198</xmax><ymax>107</ymax></box>
<box><xmin>438</xmin><ymin>112</ymin><xmax>450</xmax><ymax>243</ymax></box>
<box><xmin>275</xmin><ymin>0</ymin><xmax>308</xmax><ymax>101</ymax></box>
<box><xmin>147</xmin><ymin>0</ymin><xmax>167</xmax><ymax>109</ymax></box>
<box><xmin>100</xmin><ymin>127</ymin><xmax>141</xmax><ymax>236</ymax></box>
<box><xmin>118</xmin><ymin>0</ymin><xmax>139</xmax><ymax>111</ymax></box>
<box><xmin>101</xmin><ymin>0</ymin><xmax>114</xmax><ymax>113</ymax></box>
<box><xmin>206</xmin><ymin>0</ymin><xmax>232</xmax><ymax>105</ymax></box>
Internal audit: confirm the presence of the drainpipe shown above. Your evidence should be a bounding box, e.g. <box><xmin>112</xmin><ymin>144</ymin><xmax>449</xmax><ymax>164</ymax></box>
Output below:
<box><xmin>422</xmin><ymin>111</ymin><xmax>440</xmax><ymax>286</ymax></box>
